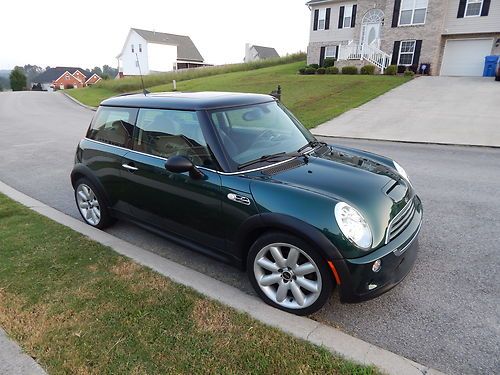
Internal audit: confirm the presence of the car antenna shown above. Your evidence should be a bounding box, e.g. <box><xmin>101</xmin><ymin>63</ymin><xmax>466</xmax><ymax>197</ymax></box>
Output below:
<box><xmin>135</xmin><ymin>53</ymin><xmax>150</xmax><ymax>95</ymax></box>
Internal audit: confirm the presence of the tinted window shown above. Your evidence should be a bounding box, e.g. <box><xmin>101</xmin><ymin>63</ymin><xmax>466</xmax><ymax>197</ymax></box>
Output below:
<box><xmin>87</xmin><ymin>107</ymin><xmax>137</xmax><ymax>148</ymax></box>
<box><xmin>134</xmin><ymin>109</ymin><xmax>214</xmax><ymax>167</ymax></box>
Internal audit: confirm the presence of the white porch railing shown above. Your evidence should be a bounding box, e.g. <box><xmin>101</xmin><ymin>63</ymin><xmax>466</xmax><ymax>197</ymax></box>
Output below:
<box><xmin>337</xmin><ymin>40</ymin><xmax>392</xmax><ymax>73</ymax></box>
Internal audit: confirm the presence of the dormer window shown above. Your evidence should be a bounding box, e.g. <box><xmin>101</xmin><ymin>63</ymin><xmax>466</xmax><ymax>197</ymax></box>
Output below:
<box><xmin>465</xmin><ymin>0</ymin><xmax>483</xmax><ymax>16</ymax></box>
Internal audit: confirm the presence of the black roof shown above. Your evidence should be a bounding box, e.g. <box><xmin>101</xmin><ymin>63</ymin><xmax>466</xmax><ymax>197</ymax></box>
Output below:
<box><xmin>33</xmin><ymin>67</ymin><xmax>92</xmax><ymax>83</ymax></box>
<box><xmin>100</xmin><ymin>92</ymin><xmax>276</xmax><ymax>111</ymax></box>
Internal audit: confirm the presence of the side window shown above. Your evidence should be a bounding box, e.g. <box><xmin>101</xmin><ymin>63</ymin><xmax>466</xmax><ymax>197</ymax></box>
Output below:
<box><xmin>134</xmin><ymin>109</ymin><xmax>214</xmax><ymax>167</ymax></box>
<box><xmin>87</xmin><ymin>107</ymin><xmax>137</xmax><ymax>148</ymax></box>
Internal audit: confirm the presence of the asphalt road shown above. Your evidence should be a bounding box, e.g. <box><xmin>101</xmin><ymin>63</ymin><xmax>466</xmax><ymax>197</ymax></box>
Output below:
<box><xmin>0</xmin><ymin>91</ymin><xmax>499</xmax><ymax>375</ymax></box>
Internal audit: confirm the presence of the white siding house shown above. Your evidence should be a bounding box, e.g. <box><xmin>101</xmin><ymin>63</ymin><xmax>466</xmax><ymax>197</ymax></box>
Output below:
<box><xmin>117</xmin><ymin>28</ymin><xmax>207</xmax><ymax>76</ymax></box>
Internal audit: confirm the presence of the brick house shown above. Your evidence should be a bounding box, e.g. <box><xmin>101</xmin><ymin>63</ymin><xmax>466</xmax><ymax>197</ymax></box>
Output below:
<box><xmin>32</xmin><ymin>67</ymin><xmax>101</xmax><ymax>90</ymax></box>
<box><xmin>306</xmin><ymin>0</ymin><xmax>500</xmax><ymax>75</ymax></box>
<box><xmin>84</xmin><ymin>73</ymin><xmax>102</xmax><ymax>86</ymax></box>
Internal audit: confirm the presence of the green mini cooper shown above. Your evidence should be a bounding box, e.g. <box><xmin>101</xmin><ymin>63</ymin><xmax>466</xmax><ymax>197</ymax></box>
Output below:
<box><xmin>71</xmin><ymin>92</ymin><xmax>422</xmax><ymax>315</ymax></box>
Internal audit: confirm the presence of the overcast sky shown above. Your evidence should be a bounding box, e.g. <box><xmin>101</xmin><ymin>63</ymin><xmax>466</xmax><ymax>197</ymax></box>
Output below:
<box><xmin>0</xmin><ymin>0</ymin><xmax>311</xmax><ymax>70</ymax></box>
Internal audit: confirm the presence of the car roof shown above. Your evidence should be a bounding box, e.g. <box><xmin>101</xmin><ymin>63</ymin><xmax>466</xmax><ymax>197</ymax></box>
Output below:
<box><xmin>100</xmin><ymin>91</ymin><xmax>276</xmax><ymax>111</ymax></box>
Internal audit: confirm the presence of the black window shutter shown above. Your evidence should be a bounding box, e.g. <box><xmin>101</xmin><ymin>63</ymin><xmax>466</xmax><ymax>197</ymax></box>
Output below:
<box><xmin>412</xmin><ymin>40</ymin><xmax>422</xmax><ymax>67</ymax></box>
<box><xmin>320</xmin><ymin>47</ymin><xmax>326</xmax><ymax>67</ymax></box>
<box><xmin>335</xmin><ymin>45</ymin><xmax>339</xmax><ymax>59</ymax></box>
<box><xmin>338</xmin><ymin>6</ymin><xmax>345</xmax><ymax>29</ymax></box>
<box><xmin>391</xmin><ymin>41</ymin><xmax>401</xmax><ymax>65</ymax></box>
<box><xmin>313</xmin><ymin>9</ymin><xmax>319</xmax><ymax>30</ymax></box>
<box><xmin>457</xmin><ymin>0</ymin><xmax>466</xmax><ymax>18</ymax></box>
<box><xmin>325</xmin><ymin>8</ymin><xmax>331</xmax><ymax>30</ymax></box>
<box><xmin>351</xmin><ymin>5</ymin><xmax>357</xmax><ymax>28</ymax></box>
<box><xmin>481</xmin><ymin>0</ymin><xmax>491</xmax><ymax>16</ymax></box>
<box><xmin>392</xmin><ymin>0</ymin><xmax>401</xmax><ymax>27</ymax></box>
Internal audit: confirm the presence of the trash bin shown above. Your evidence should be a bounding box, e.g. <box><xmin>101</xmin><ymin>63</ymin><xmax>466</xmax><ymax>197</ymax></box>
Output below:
<box><xmin>483</xmin><ymin>56</ymin><xmax>499</xmax><ymax>77</ymax></box>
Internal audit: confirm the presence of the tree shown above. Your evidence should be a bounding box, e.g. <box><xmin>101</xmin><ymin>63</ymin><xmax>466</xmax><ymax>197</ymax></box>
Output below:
<box><xmin>9</xmin><ymin>67</ymin><xmax>27</xmax><ymax>91</ymax></box>
<box><xmin>22</xmin><ymin>64</ymin><xmax>43</xmax><ymax>81</ymax></box>
<box><xmin>102</xmin><ymin>64</ymin><xmax>118</xmax><ymax>78</ymax></box>
<box><xmin>91</xmin><ymin>66</ymin><xmax>103</xmax><ymax>76</ymax></box>
<box><xmin>0</xmin><ymin>82</ymin><xmax>3</xmax><ymax>92</ymax></box>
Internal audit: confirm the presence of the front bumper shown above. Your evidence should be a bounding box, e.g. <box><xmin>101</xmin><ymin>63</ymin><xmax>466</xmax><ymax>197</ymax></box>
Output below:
<box><xmin>333</xmin><ymin>195</ymin><xmax>422</xmax><ymax>303</ymax></box>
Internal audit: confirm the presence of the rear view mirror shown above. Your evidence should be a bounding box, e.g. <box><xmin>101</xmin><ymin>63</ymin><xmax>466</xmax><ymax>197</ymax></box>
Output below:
<box><xmin>165</xmin><ymin>156</ymin><xmax>204</xmax><ymax>179</ymax></box>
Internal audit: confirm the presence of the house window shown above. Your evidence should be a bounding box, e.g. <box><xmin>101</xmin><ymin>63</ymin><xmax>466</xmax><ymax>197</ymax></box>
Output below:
<box><xmin>398</xmin><ymin>40</ymin><xmax>416</xmax><ymax>65</ymax></box>
<box><xmin>343</xmin><ymin>5</ymin><xmax>353</xmax><ymax>28</ymax></box>
<box><xmin>65</xmin><ymin>75</ymin><xmax>70</xmax><ymax>80</ymax></box>
<box><xmin>399</xmin><ymin>0</ymin><xmax>428</xmax><ymax>25</ymax></box>
<box><xmin>131</xmin><ymin>44</ymin><xmax>135</xmax><ymax>53</ymax></box>
<box><xmin>139</xmin><ymin>44</ymin><xmax>142</xmax><ymax>53</ymax></box>
<box><xmin>135</xmin><ymin>60</ymin><xmax>139</xmax><ymax>67</ymax></box>
<box><xmin>325</xmin><ymin>46</ymin><xmax>337</xmax><ymax>58</ymax></box>
<box><xmin>465</xmin><ymin>0</ymin><xmax>483</xmax><ymax>16</ymax></box>
<box><xmin>318</xmin><ymin>8</ymin><xmax>326</xmax><ymax>30</ymax></box>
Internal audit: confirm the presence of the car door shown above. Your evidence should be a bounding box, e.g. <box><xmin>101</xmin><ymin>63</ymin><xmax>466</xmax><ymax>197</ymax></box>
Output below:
<box><xmin>84</xmin><ymin>106</ymin><xmax>138</xmax><ymax>213</ymax></box>
<box><xmin>120</xmin><ymin>108</ymin><xmax>225</xmax><ymax>251</ymax></box>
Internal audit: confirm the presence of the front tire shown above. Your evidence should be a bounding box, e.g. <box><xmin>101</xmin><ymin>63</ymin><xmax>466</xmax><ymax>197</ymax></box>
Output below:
<box><xmin>247</xmin><ymin>232</ymin><xmax>334</xmax><ymax>315</ymax></box>
<box><xmin>74</xmin><ymin>178</ymin><xmax>114</xmax><ymax>229</ymax></box>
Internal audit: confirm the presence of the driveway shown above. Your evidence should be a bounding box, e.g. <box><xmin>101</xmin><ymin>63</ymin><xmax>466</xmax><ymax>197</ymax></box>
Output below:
<box><xmin>312</xmin><ymin>77</ymin><xmax>500</xmax><ymax>147</ymax></box>
<box><xmin>0</xmin><ymin>91</ymin><xmax>499</xmax><ymax>375</ymax></box>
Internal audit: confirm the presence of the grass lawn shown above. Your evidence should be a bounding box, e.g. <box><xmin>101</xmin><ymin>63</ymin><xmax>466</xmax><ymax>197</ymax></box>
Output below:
<box><xmin>0</xmin><ymin>193</ymin><xmax>380</xmax><ymax>375</ymax></box>
<box><xmin>67</xmin><ymin>61</ymin><xmax>410</xmax><ymax>128</ymax></box>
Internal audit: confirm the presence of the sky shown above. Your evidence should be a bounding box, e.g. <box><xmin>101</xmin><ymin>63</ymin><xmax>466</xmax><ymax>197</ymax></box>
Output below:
<box><xmin>0</xmin><ymin>0</ymin><xmax>312</xmax><ymax>70</ymax></box>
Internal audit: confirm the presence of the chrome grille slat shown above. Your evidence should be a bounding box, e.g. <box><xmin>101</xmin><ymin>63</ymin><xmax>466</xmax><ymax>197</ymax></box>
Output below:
<box><xmin>386</xmin><ymin>198</ymin><xmax>416</xmax><ymax>243</ymax></box>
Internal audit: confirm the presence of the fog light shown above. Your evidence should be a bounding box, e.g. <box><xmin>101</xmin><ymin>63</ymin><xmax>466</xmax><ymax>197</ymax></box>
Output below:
<box><xmin>372</xmin><ymin>259</ymin><xmax>382</xmax><ymax>273</ymax></box>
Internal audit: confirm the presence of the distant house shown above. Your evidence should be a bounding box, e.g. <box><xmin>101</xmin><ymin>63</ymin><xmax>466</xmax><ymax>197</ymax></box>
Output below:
<box><xmin>32</xmin><ymin>67</ymin><xmax>101</xmax><ymax>90</ymax></box>
<box><xmin>244</xmin><ymin>44</ymin><xmax>280</xmax><ymax>62</ymax></box>
<box><xmin>117</xmin><ymin>28</ymin><xmax>208</xmax><ymax>76</ymax></box>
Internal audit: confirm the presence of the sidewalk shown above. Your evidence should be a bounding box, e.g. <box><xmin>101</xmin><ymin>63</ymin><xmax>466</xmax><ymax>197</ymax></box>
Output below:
<box><xmin>0</xmin><ymin>329</ymin><xmax>46</xmax><ymax>375</ymax></box>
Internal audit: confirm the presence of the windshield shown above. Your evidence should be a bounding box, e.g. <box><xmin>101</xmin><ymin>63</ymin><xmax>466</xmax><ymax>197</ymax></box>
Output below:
<box><xmin>209</xmin><ymin>101</ymin><xmax>315</xmax><ymax>169</ymax></box>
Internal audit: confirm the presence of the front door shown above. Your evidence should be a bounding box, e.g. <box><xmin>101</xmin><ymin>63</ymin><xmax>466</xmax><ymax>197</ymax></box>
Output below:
<box><xmin>121</xmin><ymin>108</ymin><xmax>225</xmax><ymax>250</ymax></box>
<box><xmin>363</xmin><ymin>23</ymin><xmax>381</xmax><ymax>48</ymax></box>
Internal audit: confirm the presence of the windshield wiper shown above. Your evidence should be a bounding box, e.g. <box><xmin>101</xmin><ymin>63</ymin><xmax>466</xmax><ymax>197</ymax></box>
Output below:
<box><xmin>297</xmin><ymin>140</ymin><xmax>328</xmax><ymax>154</ymax></box>
<box><xmin>237</xmin><ymin>151</ymin><xmax>294</xmax><ymax>170</ymax></box>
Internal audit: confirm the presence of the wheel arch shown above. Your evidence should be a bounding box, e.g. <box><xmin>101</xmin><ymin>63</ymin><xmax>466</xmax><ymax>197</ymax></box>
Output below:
<box><xmin>233</xmin><ymin>212</ymin><xmax>343</xmax><ymax>269</ymax></box>
<box><xmin>70</xmin><ymin>164</ymin><xmax>111</xmax><ymax>206</ymax></box>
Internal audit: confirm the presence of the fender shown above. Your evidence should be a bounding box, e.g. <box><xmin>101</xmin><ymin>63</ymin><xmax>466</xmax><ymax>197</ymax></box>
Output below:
<box><xmin>70</xmin><ymin>164</ymin><xmax>111</xmax><ymax>206</ymax></box>
<box><xmin>232</xmin><ymin>212</ymin><xmax>344</xmax><ymax>266</ymax></box>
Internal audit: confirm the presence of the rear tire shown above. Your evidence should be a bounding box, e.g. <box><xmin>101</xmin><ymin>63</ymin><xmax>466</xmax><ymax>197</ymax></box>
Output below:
<box><xmin>74</xmin><ymin>178</ymin><xmax>114</xmax><ymax>229</ymax></box>
<box><xmin>247</xmin><ymin>231</ymin><xmax>334</xmax><ymax>316</ymax></box>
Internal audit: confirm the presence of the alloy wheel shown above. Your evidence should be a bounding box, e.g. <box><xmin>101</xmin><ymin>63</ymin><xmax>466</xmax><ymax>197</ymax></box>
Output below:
<box><xmin>253</xmin><ymin>242</ymin><xmax>322</xmax><ymax>309</ymax></box>
<box><xmin>76</xmin><ymin>184</ymin><xmax>101</xmax><ymax>226</ymax></box>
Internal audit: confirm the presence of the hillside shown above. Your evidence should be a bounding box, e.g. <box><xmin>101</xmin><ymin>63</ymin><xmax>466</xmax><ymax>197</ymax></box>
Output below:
<box><xmin>67</xmin><ymin>60</ymin><xmax>410</xmax><ymax>129</ymax></box>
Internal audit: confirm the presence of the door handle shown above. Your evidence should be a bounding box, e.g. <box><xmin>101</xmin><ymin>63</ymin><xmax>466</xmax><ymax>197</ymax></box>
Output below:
<box><xmin>122</xmin><ymin>163</ymin><xmax>138</xmax><ymax>171</ymax></box>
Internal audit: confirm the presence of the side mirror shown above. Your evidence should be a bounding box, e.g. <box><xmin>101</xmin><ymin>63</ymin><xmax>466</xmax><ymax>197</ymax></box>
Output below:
<box><xmin>165</xmin><ymin>155</ymin><xmax>204</xmax><ymax>179</ymax></box>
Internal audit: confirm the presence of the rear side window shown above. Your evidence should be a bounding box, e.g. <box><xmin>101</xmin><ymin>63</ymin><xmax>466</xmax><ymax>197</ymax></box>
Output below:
<box><xmin>87</xmin><ymin>107</ymin><xmax>138</xmax><ymax>148</ymax></box>
<box><xmin>134</xmin><ymin>109</ymin><xmax>214</xmax><ymax>167</ymax></box>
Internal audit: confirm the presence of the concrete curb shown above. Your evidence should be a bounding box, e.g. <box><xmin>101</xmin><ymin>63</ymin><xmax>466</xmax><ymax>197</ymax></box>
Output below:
<box><xmin>314</xmin><ymin>133</ymin><xmax>500</xmax><ymax>149</ymax></box>
<box><xmin>0</xmin><ymin>180</ymin><xmax>446</xmax><ymax>375</ymax></box>
<box><xmin>60</xmin><ymin>92</ymin><xmax>97</xmax><ymax>111</ymax></box>
<box><xmin>0</xmin><ymin>329</ymin><xmax>46</xmax><ymax>375</ymax></box>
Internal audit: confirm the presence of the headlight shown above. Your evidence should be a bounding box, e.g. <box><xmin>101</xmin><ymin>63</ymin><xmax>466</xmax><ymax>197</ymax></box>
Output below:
<box><xmin>334</xmin><ymin>202</ymin><xmax>373</xmax><ymax>250</ymax></box>
<box><xmin>393</xmin><ymin>161</ymin><xmax>410</xmax><ymax>182</ymax></box>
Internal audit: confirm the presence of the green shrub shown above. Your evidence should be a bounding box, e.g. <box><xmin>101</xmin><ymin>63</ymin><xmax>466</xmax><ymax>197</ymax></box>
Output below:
<box><xmin>384</xmin><ymin>65</ymin><xmax>397</xmax><ymax>75</ymax></box>
<box><xmin>316</xmin><ymin>67</ymin><xmax>326</xmax><ymax>74</ymax></box>
<box><xmin>298</xmin><ymin>67</ymin><xmax>306</xmax><ymax>75</ymax></box>
<box><xmin>308</xmin><ymin>64</ymin><xmax>320</xmax><ymax>69</ymax></box>
<box><xmin>323</xmin><ymin>58</ymin><xmax>336</xmax><ymax>68</ymax></box>
<box><xmin>304</xmin><ymin>67</ymin><xmax>317</xmax><ymax>75</ymax></box>
<box><xmin>325</xmin><ymin>66</ymin><xmax>339</xmax><ymax>74</ymax></box>
<box><xmin>360</xmin><ymin>65</ymin><xmax>376</xmax><ymax>75</ymax></box>
<box><xmin>341</xmin><ymin>66</ymin><xmax>358</xmax><ymax>75</ymax></box>
<box><xmin>404</xmin><ymin>69</ymin><xmax>415</xmax><ymax>77</ymax></box>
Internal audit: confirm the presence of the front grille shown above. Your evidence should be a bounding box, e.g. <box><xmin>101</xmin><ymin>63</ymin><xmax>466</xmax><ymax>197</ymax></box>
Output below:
<box><xmin>386</xmin><ymin>198</ymin><xmax>415</xmax><ymax>243</ymax></box>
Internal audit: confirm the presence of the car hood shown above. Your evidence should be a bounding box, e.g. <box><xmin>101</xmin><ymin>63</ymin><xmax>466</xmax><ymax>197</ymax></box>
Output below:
<box><xmin>249</xmin><ymin>145</ymin><xmax>412</xmax><ymax>251</ymax></box>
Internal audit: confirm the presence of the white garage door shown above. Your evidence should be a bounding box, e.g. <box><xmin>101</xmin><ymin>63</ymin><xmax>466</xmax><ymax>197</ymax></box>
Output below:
<box><xmin>440</xmin><ymin>39</ymin><xmax>493</xmax><ymax>76</ymax></box>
